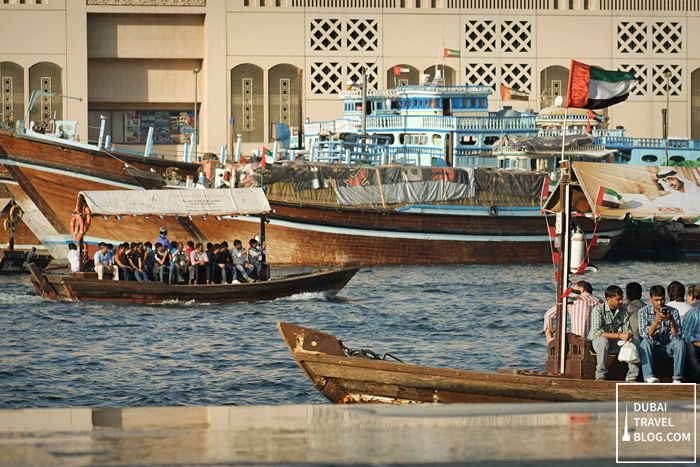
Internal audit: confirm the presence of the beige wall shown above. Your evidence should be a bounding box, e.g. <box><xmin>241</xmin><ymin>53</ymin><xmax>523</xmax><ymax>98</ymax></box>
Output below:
<box><xmin>1</xmin><ymin>1</ymin><xmax>700</xmax><ymax>158</ymax></box>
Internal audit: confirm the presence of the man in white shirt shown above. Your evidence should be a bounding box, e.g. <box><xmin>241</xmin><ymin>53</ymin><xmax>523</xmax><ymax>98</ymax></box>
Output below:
<box><xmin>667</xmin><ymin>281</ymin><xmax>693</xmax><ymax>324</ymax></box>
<box><xmin>67</xmin><ymin>243</ymin><xmax>80</xmax><ymax>272</ymax></box>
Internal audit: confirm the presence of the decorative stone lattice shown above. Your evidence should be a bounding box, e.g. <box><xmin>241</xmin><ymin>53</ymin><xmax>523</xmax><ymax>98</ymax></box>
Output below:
<box><xmin>346</xmin><ymin>19</ymin><xmax>378</xmax><ymax>52</ymax></box>
<box><xmin>243</xmin><ymin>78</ymin><xmax>253</xmax><ymax>131</ymax></box>
<box><xmin>652</xmin><ymin>22</ymin><xmax>682</xmax><ymax>54</ymax></box>
<box><xmin>41</xmin><ymin>77</ymin><xmax>51</xmax><ymax>124</ymax></box>
<box><xmin>465</xmin><ymin>63</ymin><xmax>497</xmax><ymax>86</ymax></box>
<box><xmin>617</xmin><ymin>22</ymin><xmax>647</xmax><ymax>54</ymax></box>
<box><xmin>347</xmin><ymin>62</ymin><xmax>378</xmax><ymax>91</ymax></box>
<box><xmin>87</xmin><ymin>0</ymin><xmax>206</xmax><ymax>5</ymax></box>
<box><xmin>652</xmin><ymin>64</ymin><xmax>682</xmax><ymax>97</ymax></box>
<box><xmin>398</xmin><ymin>79</ymin><xmax>409</xmax><ymax>86</ymax></box>
<box><xmin>501</xmin><ymin>63</ymin><xmax>532</xmax><ymax>93</ymax></box>
<box><xmin>618</xmin><ymin>64</ymin><xmax>648</xmax><ymax>96</ymax></box>
<box><xmin>500</xmin><ymin>21</ymin><xmax>532</xmax><ymax>53</ymax></box>
<box><xmin>280</xmin><ymin>79</ymin><xmax>290</xmax><ymax>126</ymax></box>
<box><xmin>2</xmin><ymin>77</ymin><xmax>12</xmax><ymax>123</ymax></box>
<box><xmin>310</xmin><ymin>62</ymin><xmax>342</xmax><ymax>94</ymax></box>
<box><xmin>551</xmin><ymin>80</ymin><xmax>561</xmax><ymax>98</ymax></box>
<box><xmin>465</xmin><ymin>20</ymin><xmax>497</xmax><ymax>53</ymax></box>
<box><xmin>310</xmin><ymin>19</ymin><xmax>342</xmax><ymax>52</ymax></box>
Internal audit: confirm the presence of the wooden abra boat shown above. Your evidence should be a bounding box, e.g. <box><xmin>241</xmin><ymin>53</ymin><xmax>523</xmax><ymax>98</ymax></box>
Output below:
<box><xmin>277</xmin><ymin>322</ymin><xmax>694</xmax><ymax>403</ymax></box>
<box><xmin>30</xmin><ymin>263</ymin><xmax>360</xmax><ymax>304</ymax></box>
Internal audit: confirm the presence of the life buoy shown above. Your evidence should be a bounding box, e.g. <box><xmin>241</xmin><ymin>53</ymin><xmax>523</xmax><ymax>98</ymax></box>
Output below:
<box><xmin>9</xmin><ymin>205</ymin><xmax>23</xmax><ymax>223</ymax></box>
<box><xmin>84</xmin><ymin>206</ymin><xmax>92</xmax><ymax>227</ymax></box>
<box><xmin>488</xmin><ymin>206</ymin><xmax>499</xmax><ymax>217</ymax></box>
<box><xmin>70</xmin><ymin>213</ymin><xmax>85</xmax><ymax>241</ymax></box>
<box><xmin>3</xmin><ymin>218</ymin><xmax>11</xmax><ymax>233</ymax></box>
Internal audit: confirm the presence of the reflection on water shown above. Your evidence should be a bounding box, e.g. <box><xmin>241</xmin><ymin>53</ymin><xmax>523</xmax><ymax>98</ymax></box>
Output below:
<box><xmin>1</xmin><ymin>262</ymin><xmax>699</xmax><ymax>408</ymax></box>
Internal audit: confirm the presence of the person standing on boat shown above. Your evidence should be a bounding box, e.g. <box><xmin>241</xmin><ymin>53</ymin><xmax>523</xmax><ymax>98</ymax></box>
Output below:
<box><xmin>682</xmin><ymin>285</ymin><xmax>700</xmax><ymax>383</ymax></box>
<box><xmin>638</xmin><ymin>285</ymin><xmax>685</xmax><ymax>384</ymax></box>
<box><xmin>543</xmin><ymin>281</ymin><xmax>599</xmax><ymax>343</ymax></box>
<box><xmin>588</xmin><ymin>285</ymin><xmax>638</xmax><ymax>382</ymax></box>
<box><xmin>94</xmin><ymin>243</ymin><xmax>116</xmax><ymax>281</ymax></box>
<box><xmin>156</xmin><ymin>227</ymin><xmax>171</xmax><ymax>251</ymax></box>
<box><xmin>625</xmin><ymin>282</ymin><xmax>645</xmax><ymax>338</ymax></box>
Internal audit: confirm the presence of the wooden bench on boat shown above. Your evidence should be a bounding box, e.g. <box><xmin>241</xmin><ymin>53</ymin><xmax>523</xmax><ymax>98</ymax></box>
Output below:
<box><xmin>545</xmin><ymin>333</ymin><xmax>687</xmax><ymax>382</ymax></box>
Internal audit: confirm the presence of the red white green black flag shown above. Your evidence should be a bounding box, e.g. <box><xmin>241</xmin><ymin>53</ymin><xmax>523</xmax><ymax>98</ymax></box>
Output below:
<box><xmin>566</xmin><ymin>60</ymin><xmax>638</xmax><ymax>109</ymax></box>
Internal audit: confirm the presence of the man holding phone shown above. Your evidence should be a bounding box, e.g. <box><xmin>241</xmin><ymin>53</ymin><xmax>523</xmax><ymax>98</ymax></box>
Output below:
<box><xmin>638</xmin><ymin>285</ymin><xmax>686</xmax><ymax>384</ymax></box>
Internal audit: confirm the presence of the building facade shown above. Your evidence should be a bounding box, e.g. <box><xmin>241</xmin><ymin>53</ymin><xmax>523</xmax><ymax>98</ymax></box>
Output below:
<box><xmin>1</xmin><ymin>0</ymin><xmax>699</xmax><ymax>159</ymax></box>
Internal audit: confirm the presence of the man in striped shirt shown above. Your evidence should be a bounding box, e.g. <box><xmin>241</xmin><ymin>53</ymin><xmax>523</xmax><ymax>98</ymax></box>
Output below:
<box><xmin>543</xmin><ymin>280</ymin><xmax>600</xmax><ymax>343</ymax></box>
<box><xmin>588</xmin><ymin>285</ymin><xmax>638</xmax><ymax>382</ymax></box>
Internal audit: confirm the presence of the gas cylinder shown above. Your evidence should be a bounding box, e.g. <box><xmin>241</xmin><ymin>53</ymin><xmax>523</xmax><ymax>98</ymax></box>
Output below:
<box><xmin>570</xmin><ymin>229</ymin><xmax>585</xmax><ymax>274</ymax></box>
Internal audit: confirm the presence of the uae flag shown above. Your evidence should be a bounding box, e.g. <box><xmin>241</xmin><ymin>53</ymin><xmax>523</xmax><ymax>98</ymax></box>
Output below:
<box><xmin>595</xmin><ymin>186</ymin><xmax>622</xmax><ymax>208</ymax></box>
<box><xmin>500</xmin><ymin>84</ymin><xmax>529</xmax><ymax>101</ymax></box>
<box><xmin>566</xmin><ymin>60</ymin><xmax>638</xmax><ymax>109</ymax></box>
<box><xmin>261</xmin><ymin>147</ymin><xmax>275</xmax><ymax>168</ymax></box>
<box><xmin>393</xmin><ymin>66</ymin><xmax>410</xmax><ymax>76</ymax></box>
<box><xmin>444</xmin><ymin>48</ymin><xmax>460</xmax><ymax>58</ymax></box>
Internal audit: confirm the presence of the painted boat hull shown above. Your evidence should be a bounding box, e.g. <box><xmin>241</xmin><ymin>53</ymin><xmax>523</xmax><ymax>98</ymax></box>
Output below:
<box><xmin>31</xmin><ymin>264</ymin><xmax>361</xmax><ymax>304</ymax></box>
<box><xmin>278</xmin><ymin>322</ymin><xmax>695</xmax><ymax>404</ymax></box>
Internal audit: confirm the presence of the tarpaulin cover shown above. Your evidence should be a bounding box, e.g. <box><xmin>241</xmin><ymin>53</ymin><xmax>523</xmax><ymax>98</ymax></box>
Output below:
<box><xmin>572</xmin><ymin>161</ymin><xmax>700</xmax><ymax>219</ymax></box>
<box><xmin>474</xmin><ymin>170</ymin><xmax>550</xmax><ymax>200</ymax></box>
<box><xmin>492</xmin><ymin>134</ymin><xmax>595</xmax><ymax>153</ymax></box>
<box><xmin>79</xmin><ymin>188</ymin><xmax>270</xmax><ymax>216</ymax></box>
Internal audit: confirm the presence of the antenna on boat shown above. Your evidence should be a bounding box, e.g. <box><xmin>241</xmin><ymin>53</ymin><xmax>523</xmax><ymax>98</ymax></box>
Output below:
<box><xmin>22</xmin><ymin>91</ymin><xmax>82</xmax><ymax>131</ymax></box>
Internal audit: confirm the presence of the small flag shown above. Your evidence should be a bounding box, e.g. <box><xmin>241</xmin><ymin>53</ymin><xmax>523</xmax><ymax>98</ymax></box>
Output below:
<box><xmin>639</xmin><ymin>215</ymin><xmax>655</xmax><ymax>223</ymax></box>
<box><xmin>393</xmin><ymin>66</ymin><xmax>410</xmax><ymax>76</ymax></box>
<box><xmin>594</xmin><ymin>186</ymin><xmax>622</xmax><ymax>208</ymax></box>
<box><xmin>202</xmin><ymin>215</ymin><xmax>208</xmax><ymax>221</ymax></box>
<box><xmin>500</xmin><ymin>84</ymin><xmax>529</xmax><ymax>101</ymax></box>
<box><xmin>115</xmin><ymin>215</ymin><xmax>122</xmax><ymax>221</ymax></box>
<box><xmin>566</xmin><ymin>60</ymin><xmax>638</xmax><ymax>109</ymax></box>
<box><xmin>215</xmin><ymin>215</ymin><xmax>222</xmax><ymax>221</ymax></box>
<box><xmin>158</xmin><ymin>215</ymin><xmax>165</xmax><ymax>220</ymax></box>
<box><xmin>444</xmin><ymin>48</ymin><xmax>460</xmax><ymax>58</ymax></box>
<box><xmin>541</xmin><ymin>178</ymin><xmax>556</xmax><ymax>199</ymax></box>
<box><xmin>144</xmin><ymin>215</ymin><xmax>149</xmax><ymax>220</ymax></box>
<box><xmin>261</xmin><ymin>147</ymin><xmax>274</xmax><ymax>168</ymax></box>
<box><xmin>102</xmin><ymin>215</ymin><xmax>109</xmax><ymax>220</ymax></box>
<box><xmin>692</xmin><ymin>215</ymin><xmax>700</xmax><ymax>225</ymax></box>
<box><xmin>174</xmin><ymin>216</ymin><xmax>179</xmax><ymax>220</ymax></box>
<box><xmin>187</xmin><ymin>215</ymin><xmax>192</xmax><ymax>221</ymax></box>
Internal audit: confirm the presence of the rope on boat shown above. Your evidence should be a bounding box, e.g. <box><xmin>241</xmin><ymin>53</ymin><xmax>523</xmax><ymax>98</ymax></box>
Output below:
<box><xmin>338</xmin><ymin>340</ymin><xmax>404</xmax><ymax>363</ymax></box>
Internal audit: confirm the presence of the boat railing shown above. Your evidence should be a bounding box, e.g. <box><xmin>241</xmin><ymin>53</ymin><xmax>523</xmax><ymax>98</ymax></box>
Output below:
<box><xmin>395</xmin><ymin>84</ymin><xmax>493</xmax><ymax>95</ymax></box>
<box><xmin>537</xmin><ymin>128</ymin><xmax>626</xmax><ymax>138</ymax></box>
<box><xmin>366</xmin><ymin>115</ymin><xmax>404</xmax><ymax>129</ymax></box>
<box><xmin>596</xmin><ymin>136</ymin><xmax>700</xmax><ymax>149</ymax></box>
<box><xmin>313</xmin><ymin>140</ymin><xmax>388</xmax><ymax>164</ymax></box>
<box><xmin>453</xmin><ymin>115</ymin><xmax>536</xmax><ymax>131</ymax></box>
<box><xmin>537</xmin><ymin>113</ymin><xmax>599</xmax><ymax>121</ymax></box>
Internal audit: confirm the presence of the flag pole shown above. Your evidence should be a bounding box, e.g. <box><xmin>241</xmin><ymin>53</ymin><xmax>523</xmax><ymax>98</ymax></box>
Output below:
<box><xmin>497</xmin><ymin>83</ymin><xmax>501</xmax><ymax>111</ymax></box>
<box><xmin>555</xmin><ymin>106</ymin><xmax>571</xmax><ymax>374</ymax></box>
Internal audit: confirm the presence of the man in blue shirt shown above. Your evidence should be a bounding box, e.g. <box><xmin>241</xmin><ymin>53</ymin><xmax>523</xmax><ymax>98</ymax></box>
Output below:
<box><xmin>156</xmin><ymin>227</ymin><xmax>171</xmax><ymax>251</ymax></box>
<box><xmin>638</xmin><ymin>285</ymin><xmax>685</xmax><ymax>383</ymax></box>
<box><xmin>93</xmin><ymin>243</ymin><xmax>116</xmax><ymax>280</ymax></box>
<box><xmin>682</xmin><ymin>284</ymin><xmax>700</xmax><ymax>383</ymax></box>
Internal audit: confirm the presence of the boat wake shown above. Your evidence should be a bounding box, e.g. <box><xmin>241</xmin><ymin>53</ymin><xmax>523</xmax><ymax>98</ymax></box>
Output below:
<box><xmin>278</xmin><ymin>292</ymin><xmax>334</xmax><ymax>302</ymax></box>
<box><xmin>0</xmin><ymin>292</ymin><xmax>45</xmax><ymax>305</ymax></box>
<box><xmin>158</xmin><ymin>299</ymin><xmax>212</xmax><ymax>306</ymax></box>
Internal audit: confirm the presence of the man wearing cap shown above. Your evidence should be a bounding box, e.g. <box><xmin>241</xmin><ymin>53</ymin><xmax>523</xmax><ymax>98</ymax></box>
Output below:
<box><xmin>588</xmin><ymin>285</ymin><xmax>638</xmax><ymax>382</ymax></box>
<box><xmin>156</xmin><ymin>227</ymin><xmax>171</xmax><ymax>251</ymax></box>
<box><xmin>653</xmin><ymin>168</ymin><xmax>700</xmax><ymax>214</ymax></box>
<box><xmin>543</xmin><ymin>281</ymin><xmax>600</xmax><ymax>343</ymax></box>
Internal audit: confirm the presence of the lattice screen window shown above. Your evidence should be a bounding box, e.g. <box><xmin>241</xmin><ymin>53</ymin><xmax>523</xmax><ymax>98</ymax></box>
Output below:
<box><xmin>652</xmin><ymin>22</ymin><xmax>682</xmax><ymax>54</ymax></box>
<box><xmin>552</xmin><ymin>80</ymin><xmax>561</xmax><ymax>98</ymax></box>
<box><xmin>41</xmin><ymin>77</ymin><xmax>51</xmax><ymax>124</ymax></box>
<box><xmin>310</xmin><ymin>19</ymin><xmax>342</xmax><ymax>52</ymax></box>
<box><xmin>617</xmin><ymin>22</ymin><xmax>648</xmax><ymax>54</ymax></box>
<box><xmin>347</xmin><ymin>63</ymin><xmax>378</xmax><ymax>91</ymax></box>
<box><xmin>501</xmin><ymin>63</ymin><xmax>532</xmax><ymax>93</ymax></box>
<box><xmin>347</xmin><ymin>19</ymin><xmax>378</xmax><ymax>52</ymax></box>
<box><xmin>311</xmin><ymin>62</ymin><xmax>342</xmax><ymax>95</ymax></box>
<box><xmin>465</xmin><ymin>20</ymin><xmax>496</xmax><ymax>53</ymax></box>
<box><xmin>500</xmin><ymin>21</ymin><xmax>532</xmax><ymax>53</ymax></box>
<box><xmin>618</xmin><ymin>64</ymin><xmax>648</xmax><ymax>96</ymax></box>
<box><xmin>243</xmin><ymin>78</ymin><xmax>254</xmax><ymax>131</ymax></box>
<box><xmin>398</xmin><ymin>79</ymin><xmax>409</xmax><ymax>86</ymax></box>
<box><xmin>2</xmin><ymin>77</ymin><xmax>12</xmax><ymax>123</ymax></box>
<box><xmin>652</xmin><ymin>64</ymin><xmax>682</xmax><ymax>97</ymax></box>
<box><xmin>280</xmin><ymin>79</ymin><xmax>290</xmax><ymax>126</ymax></box>
<box><xmin>465</xmin><ymin>63</ymin><xmax>497</xmax><ymax>86</ymax></box>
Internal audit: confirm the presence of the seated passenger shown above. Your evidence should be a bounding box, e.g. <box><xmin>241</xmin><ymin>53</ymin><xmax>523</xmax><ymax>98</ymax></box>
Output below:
<box><xmin>170</xmin><ymin>242</ymin><xmax>189</xmax><ymax>284</ymax></box>
<box><xmin>219</xmin><ymin>241</ymin><xmax>235</xmax><ymax>284</ymax></box>
<box><xmin>67</xmin><ymin>243</ymin><xmax>80</xmax><ymax>273</ymax></box>
<box><xmin>189</xmin><ymin>243</ymin><xmax>211</xmax><ymax>284</ymax></box>
<box><xmin>231</xmin><ymin>239</ymin><xmax>252</xmax><ymax>283</ymax></box>
<box><xmin>127</xmin><ymin>242</ymin><xmax>149</xmax><ymax>282</ymax></box>
<box><xmin>248</xmin><ymin>238</ymin><xmax>270</xmax><ymax>281</ymax></box>
<box><xmin>114</xmin><ymin>243</ymin><xmax>133</xmax><ymax>281</ymax></box>
<box><xmin>93</xmin><ymin>243</ymin><xmax>116</xmax><ymax>280</ymax></box>
<box><xmin>154</xmin><ymin>242</ymin><xmax>170</xmax><ymax>283</ymax></box>
<box><xmin>143</xmin><ymin>242</ymin><xmax>155</xmax><ymax>280</ymax></box>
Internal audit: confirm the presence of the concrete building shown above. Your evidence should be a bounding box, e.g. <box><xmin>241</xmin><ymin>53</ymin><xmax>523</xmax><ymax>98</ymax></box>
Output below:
<box><xmin>1</xmin><ymin>0</ymin><xmax>699</xmax><ymax>160</ymax></box>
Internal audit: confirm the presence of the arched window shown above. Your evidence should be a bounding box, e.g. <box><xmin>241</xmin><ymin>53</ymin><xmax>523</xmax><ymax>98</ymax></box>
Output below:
<box><xmin>232</xmin><ymin>64</ymin><xmax>264</xmax><ymax>143</ymax></box>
